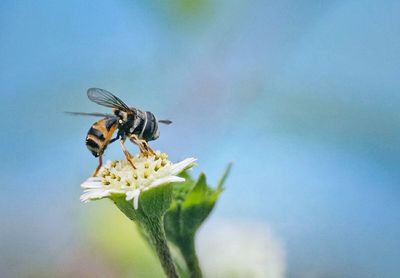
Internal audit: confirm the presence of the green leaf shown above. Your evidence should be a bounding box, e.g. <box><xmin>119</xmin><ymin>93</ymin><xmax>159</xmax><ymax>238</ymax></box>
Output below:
<box><xmin>183</xmin><ymin>174</ymin><xmax>211</xmax><ymax>206</ymax></box>
<box><xmin>179</xmin><ymin>173</ymin><xmax>216</xmax><ymax>233</ymax></box>
<box><xmin>172</xmin><ymin>170</ymin><xmax>196</xmax><ymax>203</ymax></box>
<box><xmin>165</xmin><ymin>164</ymin><xmax>232</xmax><ymax>239</ymax></box>
<box><xmin>164</xmin><ymin>164</ymin><xmax>232</xmax><ymax>278</ymax></box>
<box><xmin>217</xmin><ymin>162</ymin><xmax>233</xmax><ymax>192</ymax></box>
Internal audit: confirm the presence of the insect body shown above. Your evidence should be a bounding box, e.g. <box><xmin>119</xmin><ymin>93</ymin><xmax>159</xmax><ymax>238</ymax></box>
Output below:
<box><xmin>68</xmin><ymin>88</ymin><xmax>172</xmax><ymax>176</ymax></box>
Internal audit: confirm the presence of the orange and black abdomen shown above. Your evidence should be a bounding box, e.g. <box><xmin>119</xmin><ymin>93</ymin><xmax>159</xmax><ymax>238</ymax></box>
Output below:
<box><xmin>86</xmin><ymin>117</ymin><xmax>118</xmax><ymax>157</ymax></box>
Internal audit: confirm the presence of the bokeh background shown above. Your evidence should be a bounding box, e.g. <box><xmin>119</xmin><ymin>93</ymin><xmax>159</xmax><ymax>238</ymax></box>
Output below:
<box><xmin>1</xmin><ymin>1</ymin><xmax>399</xmax><ymax>277</ymax></box>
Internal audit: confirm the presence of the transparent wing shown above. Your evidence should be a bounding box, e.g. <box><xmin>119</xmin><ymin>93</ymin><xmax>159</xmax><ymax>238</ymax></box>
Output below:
<box><xmin>65</xmin><ymin>111</ymin><xmax>114</xmax><ymax>117</ymax></box>
<box><xmin>87</xmin><ymin>88</ymin><xmax>131</xmax><ymax>111</ymax></box>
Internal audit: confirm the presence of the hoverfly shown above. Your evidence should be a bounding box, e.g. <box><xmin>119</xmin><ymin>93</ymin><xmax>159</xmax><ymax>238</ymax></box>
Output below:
<box><xmin>67</xmin><ymin>88</ymin><xmax>172</xmax><ymax>176</ymax></box>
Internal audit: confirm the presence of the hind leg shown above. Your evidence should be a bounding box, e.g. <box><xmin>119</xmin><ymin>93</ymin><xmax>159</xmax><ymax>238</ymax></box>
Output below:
<box><xmin>92</xmin><ymin>156</ymin><xmax>103</xmax><ymax>177</ymax></box>
<box><xmin>129</xmin><ymin>135</ymin><xmax>155</xmax><ymax>156</ymax></box>
<box><xmin>141</xmin><ymin>140</ymin><xmax>155</xmax><ymax>156</ymax></box>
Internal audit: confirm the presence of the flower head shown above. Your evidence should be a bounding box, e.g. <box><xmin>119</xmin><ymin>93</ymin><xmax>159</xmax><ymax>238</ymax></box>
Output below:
<box><xmin>81</xmin><ymin>152</ymin><xmax>196</xmax><ymax>209</ymax></box>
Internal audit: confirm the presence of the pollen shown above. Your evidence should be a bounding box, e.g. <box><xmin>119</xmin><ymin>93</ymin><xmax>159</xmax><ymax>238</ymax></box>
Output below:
<box><xmin>102</xmin><ymin>169</ymin><xmax>110</xmax><ymax>177</ymax></box>
<box><xmin>160</xmin><ymin>153</ymin><xmax>168</xmax><ymax>160</ymax></box>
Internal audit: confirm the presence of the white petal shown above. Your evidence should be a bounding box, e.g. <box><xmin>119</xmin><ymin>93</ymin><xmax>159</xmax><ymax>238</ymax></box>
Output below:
<box><xmin>80</xmin><ymin>188</ymin><xmax>124</xmax><ymax>203</ymax></box>
<box><xmin>80</xmin><ymin>189</ymin><xmax>110</xmax><ymax>202</ymax></box>
<box><xmin>148</xmin><ymin>175</ymin><xmax>185</xmax><ymax>188</ymax></box>
<box><xmin>81</xmin><ymin>181</ymin><xmax>102</xmax><ymax>189</ymax></box>
<box><xmin>107</xmin><ymin>189</ymin><xmax>125</xmax><ymax>195</ymax></box>
<box><xmin>87</xmin><ymin>177</ymin><xmax>102</xmax><ymax>182</ymax></box>
<box><xmin>125</xmin><ymin>190</ymin><xmax>136</xmax><ymax>201</ymax></box>
<box><xmin>125</xmin><ymin>189</ymin><xmax>141</xmax><ymax>210</ymax></box>
<box><xmin>81</xmin><ymin>177</ymin><xmax>102</xmax><ymax>188</ymax></box>
<box><xmin>170</xmin><ymin>158</ymin><xmax>197</xmax><ymax>175</ymax></box>
<box><xmin>133</xmin><ymin>191</ymin><xmax>140</xmax><ymax>210</ymax></box>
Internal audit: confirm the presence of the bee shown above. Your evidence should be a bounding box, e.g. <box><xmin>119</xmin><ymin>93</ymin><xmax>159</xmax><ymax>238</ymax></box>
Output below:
<box><xmin>67</xmin><ymin>88</ymin><xmax>172</xmax><ymax>176</ymax></box>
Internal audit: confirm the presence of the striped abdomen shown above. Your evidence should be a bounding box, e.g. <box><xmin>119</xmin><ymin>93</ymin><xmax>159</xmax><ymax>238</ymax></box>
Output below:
<box><xmin>130</xmin><ymin>111</ymin><xmax>159</xmax><ymax>141</ymax></box>
<box><xmin>86</xmin><ymin>117</ymin><xmax>118</xmax><ymax>157</ymax></box>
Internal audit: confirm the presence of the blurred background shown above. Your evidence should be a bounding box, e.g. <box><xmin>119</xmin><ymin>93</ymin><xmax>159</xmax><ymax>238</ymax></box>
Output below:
<box><xmin>1</xmin><ymin>0</ymin><xmax>399</xmax><ymax>277</ymax></box>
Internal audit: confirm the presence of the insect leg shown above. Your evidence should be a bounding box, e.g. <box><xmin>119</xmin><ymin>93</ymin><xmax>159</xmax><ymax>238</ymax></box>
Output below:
<box><xmin>92</xmin><ymin>155</ymin><xmax>103</xmax><ymax>177</ymax></box>
<box><xmin>109</xmin><ymin>133</ymin><xmax>120</xmax><ymax>144</ymax></box>
<box><xmin>141</xmin><ymin>140</ymin><xmax>155</xmax><ymax>156</ymax></box>
<box><xmin>128</xmin><ymin>134</ymin><xmax>143</xmax><ymax>153</ymax></box>
<box><xmin>129</xmin><ymin>134</ymin><xmax>155</xmax><ymax>156</ymax></box>
<box><xmin>120</xmin><ymin>139</ymin><xmax>136</xmax><ymax>169</ymax></box>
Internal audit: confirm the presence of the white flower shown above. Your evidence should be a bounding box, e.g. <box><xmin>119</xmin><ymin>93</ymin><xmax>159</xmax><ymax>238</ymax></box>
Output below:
<box><xmin>81</xmin><ymin>152</ymin><xmax>196</xmax><ymax>209</ymax></box>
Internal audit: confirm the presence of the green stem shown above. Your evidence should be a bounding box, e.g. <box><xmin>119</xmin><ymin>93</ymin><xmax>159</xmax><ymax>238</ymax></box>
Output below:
<box><xmin>141</xmin><ymin>215</ymin><xmax>179</xmax><ymax>278</ymax></box>
<box><xmin>178</xmin><ymin>236</ymin><xmax>203</xmax><ymax>278</ymax></box>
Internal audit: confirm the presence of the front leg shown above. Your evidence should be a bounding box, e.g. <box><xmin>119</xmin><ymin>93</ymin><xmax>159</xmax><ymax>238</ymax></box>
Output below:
<box><xmin>120</xmin><ymin>138</ymin><xmax>136</xmax><ymax>169</ymax></box>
